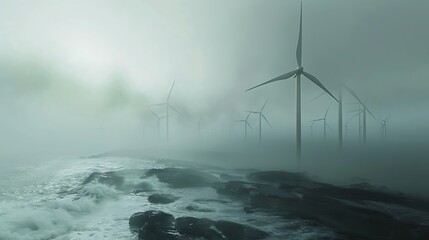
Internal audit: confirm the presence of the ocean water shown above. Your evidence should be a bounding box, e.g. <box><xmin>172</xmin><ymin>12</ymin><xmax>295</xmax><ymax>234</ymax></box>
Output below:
<box><xmin>0</xmin><ymin>155</ymin><xmax>339</xmax><ymax>240</ymax></box>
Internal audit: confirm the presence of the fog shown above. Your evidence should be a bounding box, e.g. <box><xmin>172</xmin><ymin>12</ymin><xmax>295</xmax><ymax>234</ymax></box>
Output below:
<box><xmin>0</xmin><ymin>0</ymin><xmax>428</xmax><ymax>195</ymax></box>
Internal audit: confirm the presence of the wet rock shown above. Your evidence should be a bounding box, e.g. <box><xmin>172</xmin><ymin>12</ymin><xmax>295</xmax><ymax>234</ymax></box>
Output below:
<box><xmin>215</xmin><ymin>220</ymin><xmax>269</xmax><ymax>240</ymax></box>
<box><xmin>129</xmin><ymin>211</ymin><xmax>269</xmax><ymax>240</ymax></box>
<box><xmin>250</xmin><ymin>188</ymin><xmax>429</xmax><ymax>240</ymax></box>
<box><xmin>129</xmin><ymin>211</ymin><xmax>177</xmax><ymax>240</ymax></box>
<box><xmin>145</xmin><ymin>168</ymin><xmax>218</xmax><ymax>188</ymax></box>
<box><xmin>148</xmin><ymin>193</ymin><xmax>179</xmax><ymax>204</ymax></box>
<box><xmin>82</xmin><ymin>171</ymin><xmax>124</xmax><ymax>188</ymax></box>
<box><xmin>175</xmin><ymin>217</ymin><xmax>223</xmax><ymax>239</ymax></box>
<box><xmin>185</xmin><ymin>204</ymin><xmax>215</xmax><ymax>212</ymax></box>
<box><xmin>247</xmin><ymin>171</ymin><xmax>331</xmax><ymax>189</ymax></box>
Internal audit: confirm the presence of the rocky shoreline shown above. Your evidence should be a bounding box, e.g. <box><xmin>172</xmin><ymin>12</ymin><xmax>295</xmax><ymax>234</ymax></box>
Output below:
<box><xmin>82</xmin><ymin>167</ymin><xmax>429</xmax><ymax>240</ymax></box>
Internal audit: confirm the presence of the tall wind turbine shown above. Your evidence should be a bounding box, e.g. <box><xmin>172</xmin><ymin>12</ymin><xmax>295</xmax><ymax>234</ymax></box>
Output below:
<box><xmin>310</xmin><ymin>106</ymin><xmax>330</xmax><ymax>141</ymax></box>
<box><xmin>246</xmin><ymin>2</ymin><xmax>338</xmax><ymax>163</ymax></box>
<box><xmin>247</xmin><ymin>98</ymin><xmax>272</xmax><ymax>142</ymax></box>
<box><xmin>344</xmin><ymin>86</ymin><xmax>375</xmax><ymax>144</ymax></box>
<box><xmin>235</xmin><ymin>112</ymin><xmax>252</xmax><ymax>140</ymax></box>
<box><xmin>148</xmin><ymin>81</ymin><xmax>180</xmax><ymax>141</ymax></box>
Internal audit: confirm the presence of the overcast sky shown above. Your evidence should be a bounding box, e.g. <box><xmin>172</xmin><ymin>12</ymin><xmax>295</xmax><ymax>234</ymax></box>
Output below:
<box><xmin>0</xmin><ymin>0</ymin><xmax>428</xmax><ymax>159</ymax></box>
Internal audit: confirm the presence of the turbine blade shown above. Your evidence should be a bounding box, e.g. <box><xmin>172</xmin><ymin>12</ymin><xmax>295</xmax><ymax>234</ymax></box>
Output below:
<box><xmin>385</xmin><ymin>113</ymin><xmax>392</xmax><ymax>121</ymax></box>
<box><xmin>262</xmin><ymin>113</ymin><xmax>272</xmax><ymax>127</ymax></box>
<box><xmin>324</xmin><ymin>105</ymin><xmax>330</xmax><ymax>118</ymax></box>
<box><xmin>169</xmin><ymin>104</ymin><xmax>181</xmax><ymax>115</ymax></box>
<box><xmin>310</xmin><ymin>92</ymin><xmax>324</xmax><ymax>102</ymax></box>
<box><xmin>350</xmin><ymin>112</ymin><xmax>361</xmax><ymax>119</ymax></box>
<box><xmin>366</xmin><ymin>108</ymin><xmax>376</xmax><ymax>120</ymax></box>
<box><xmin>344</xmin><ymin>85</ymin><xmax>373</xmax><ymax>116</ymax></box>
<box><xmin>246</xmin><ymin>112</ymin><xmax>252</xmax><ymax>120</ymax></box>
<box><xmin>296</xmin><ymin>2</ymin><xmax>303</xmax><ymax>67</ymax></box>
<box><xmin>167</xmin><ymin>81</ymin><xmax>175</xmax><ymax>100</ymax></box>
<box><xmin>146</xmin><ymin>107</ymin><xmax>159</xmax><ymax>118</ymax></box>
<box><xmin>261</xmin><ymin>98</ymin><xmax>269</xmax><ymax>112</ymax></box>
<box><xmin>311</xmin><ymin>118</ymin><xmax>324</xmax><ymax>122</ymax></box>
<box><xmin>346</xmin><ymin>93</ymin><xmax>375</xmax><ymax>119</ymax></box>
<box><xmin>246</xmin><ymin>70</ymin><xmax>298</xmax><ymax>91</ymax></box>
<box><xmin>302</xmin><ymin>71</ymin><xmax>339</xmax><ymax>102</ymax></box>
<box><xmin>246</xmin><ymin>121</ymin><xmax>252</xmax><ymax>129</ymax></box>
<box><xmin>148</xmin><ymin>102</ymin><xmax>167</xmax><ymax>107</ymax></box>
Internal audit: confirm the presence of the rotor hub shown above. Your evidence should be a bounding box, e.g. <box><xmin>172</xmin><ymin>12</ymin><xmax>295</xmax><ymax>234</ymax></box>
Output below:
<box><xmin>297</xmin><ymin>66</ymin><xmax>304</xmax><ymax>74</ymax></box>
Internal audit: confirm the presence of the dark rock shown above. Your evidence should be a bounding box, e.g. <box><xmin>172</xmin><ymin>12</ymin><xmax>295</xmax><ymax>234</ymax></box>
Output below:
<box><xmin>129</xmin><ymin>211</ymin><xmax>269</xmax><ymax>240</ymax></box>
<box><xmin>145</xmin><ymin>168</ymin><xmax>218</xmax><ymax>188</ymax></box>
<box><xmin>129</xmin><ymin>210</ymin><xmax>175</xmax><ymax>232</ymax></box>
<box><xmin>215</xmin><ymin>220</ymin><xmax>269</xmax><ymax>240</ymax></box>
<box><xmin>175</xmin><ymin>217</ymin><xmax>224</xmax><ymax>239</ymax></box>
<box><xmin>148</xmin><ymin>194</ymin><xmax>179</xmax><ymax>204</ymax></box>
<box><xmin>82</xmin><ymin>171</ymin><xmax>124</xmax><ymax>188</ymax></box>
<box><xmin>129</xmin><ymin>211</ymin><xmax>178</xmax><ymax>240</ymax></box>
<box><xmin>249</xmin><ymin>188</ymin><xmax>429</xmax><ymax>240</ymax></box>
<box><xmin>243</xmin><ymin>206</ymin><xmax>256</xmax><ymax>214</ymax></box>
<box><xmin>247</xmin><ymin>171</ymin><xmax>331</xmax><ymax>189</ymax></box>
<box><xmin>185</xmin><ymin>204</ymin><xmax>215</xmax><ymax>212</ymax></box>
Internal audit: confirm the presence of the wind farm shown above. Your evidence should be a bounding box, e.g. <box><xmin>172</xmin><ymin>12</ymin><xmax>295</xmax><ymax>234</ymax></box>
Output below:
<box><xmin>0</xmin><ymin>1</ymin><xmax>428</xmax><ymax>240</ymax></box>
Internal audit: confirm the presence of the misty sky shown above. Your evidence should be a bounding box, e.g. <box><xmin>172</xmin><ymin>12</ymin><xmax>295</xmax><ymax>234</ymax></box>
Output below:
<box><xmin>0</xmin><ymin>0</ymin><xmax>428</xmax><ymax>160</ymax></box>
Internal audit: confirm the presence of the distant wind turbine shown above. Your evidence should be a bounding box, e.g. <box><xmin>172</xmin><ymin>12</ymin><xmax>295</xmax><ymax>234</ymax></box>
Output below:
<box><xmin>235</xmin><ymin>112</ymin><xmax>252</xmax><ymax>140</ymax></box>
<box><xmin>345</xmin><ymin>110</ymin><xmax>361</xmax><ymax>138</ymax></box>
<box><xmin>310</xmin><ymin>106</ymin><xmax>330</xmax><ymax>141</ymax></box>
<box><xmin>344</xmin><ymin>86</ymin><xmax>375</xmax><ymax>144</ymax></box>
<box><xmin>148</xmin><ymin>81</ymin><xmax>180</xmax><ymax>141</ymax></box>
<box><xmin>146</xmin><ymin>106</ymin><xmax>169</xmax><ymax>138</ymax></box>
<box><xmin>246</xmin><ymin>2</ymin><xmax>338</xmax><ymax>163</ymax></box>
<box><xmin>379</xmin><ymin>114</ymin><xmax>391</xmax><ymax>140</ymax></box>
<box><xmin>247</xmin><ymin>98</ymin><xmax>272</xmax><ymax>142</ymax></box>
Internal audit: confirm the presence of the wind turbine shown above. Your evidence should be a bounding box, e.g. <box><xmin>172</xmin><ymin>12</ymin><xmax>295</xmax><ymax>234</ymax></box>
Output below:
<box><xmin>379</xmin><ymin>114</ymin><xmax>391</xmax><ymax>139</ymax></box>
<box><xmin>146</xmin><ymin>106</ymin><xmax>169</xmax><ymax>139</ymax></box>
<box><xmin>345</xmin><ymin>110</ymin><xmax>361</xmax><ymax>139</ymax></box>
<box><xmin>235</xmin><ymin>112</ymin><xmax>252</xmax><ymax>140</ymax></box>
<box><xmin>310</xmin><ymin>106</ymin><xmax>330</xmax><ymax>141</ymax></box>
<box><xmin>148</xmin><ymin>81</ymin><xmax>180</xmax><ymax>141</ymax></box>
<box><xmin>246</xmin><ymin>2</ymin><xmax>338</xmax><ymax>163</ymax></box>
<box><xmin>247</xmin><ymin>98</ymin><xmax>272</xmax><ymax>142</ymax></box>
<box><xmin>344</xmin><ymin>86</ymin><xmax>375</xmax><ymax>144</ymax></box>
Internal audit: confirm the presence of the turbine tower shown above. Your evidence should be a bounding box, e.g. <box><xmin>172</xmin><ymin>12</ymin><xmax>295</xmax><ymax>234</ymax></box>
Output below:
<box><xmin>148</xmin><ymin>81</ymin><xmax>180</xmax><ymax>141</ymax></box>
<box><xmin>247</xmin><ymin>98</ymin><xmax>272</xmax><ymax>142</ymax></box>
<box><xmin>246</xmin><ymin>2</ymin><xmax>338</xmax><ymax>164</ymax></box>
<box><xmin>235</xmin><ymin>112</ymin><xmax>252</xmax><ymax>140</ymax></box>
<box><xmin>344</xmin><ymin>86</ymin><xmax>375</xmax><ymax>144</ymax></box>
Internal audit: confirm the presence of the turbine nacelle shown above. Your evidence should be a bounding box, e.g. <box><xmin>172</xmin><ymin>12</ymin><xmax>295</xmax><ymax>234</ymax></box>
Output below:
<box><xmin>294</xmin><ymin>66</ymin><xmax>304</xmax><ymax>78</ymax></box>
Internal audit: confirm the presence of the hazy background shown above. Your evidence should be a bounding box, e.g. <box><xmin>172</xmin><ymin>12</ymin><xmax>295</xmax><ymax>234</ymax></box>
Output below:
<box><xmin>0</xmin><ymin>0</ymin><xmax>428</xmax><ymax>173</ymax></box>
